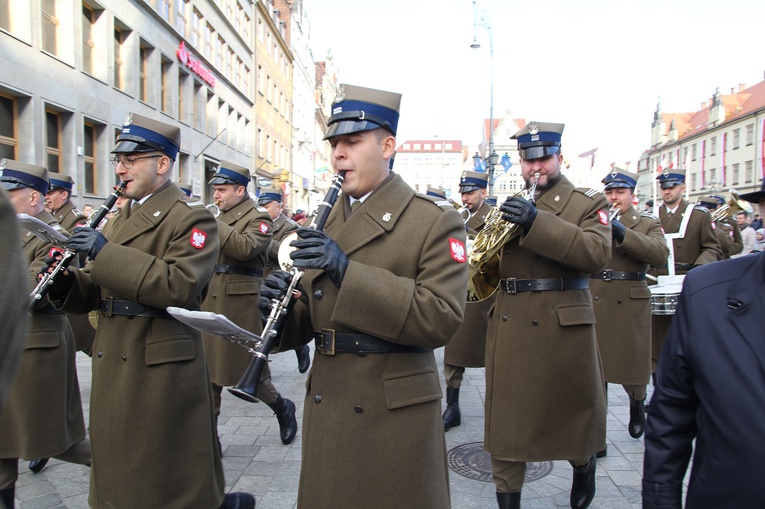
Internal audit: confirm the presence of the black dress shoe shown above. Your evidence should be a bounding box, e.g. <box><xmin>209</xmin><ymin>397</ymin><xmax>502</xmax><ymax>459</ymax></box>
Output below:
<box><xmin>220</xmin><ymin>491</ymin><xmax>256</xmax><ymax>509</ymax></box>
<box><xmin>267</xmin><ymin>396</ymin><xmax>298</xmax><ymax>445</ymax></box>
<box><xmin>629</xmin><ymin>397</ymin><xmax>646</xmax><ymax>438</ymax></box>
<box><xmin>496</xmin><ymin>491</ymin><xmax>521</xmax><ymax>509</ymax></box>
<box><xmin>442</xmin><ymin>387</ymin><xmax>461</xmax><ymax>431</ymax></box>
<box><xmin>29</xmin><ymin>458</ymin><xmax>49</xmax><ymax>474</ymax></box>
<box><xmin>570</xmin><ymin>455</ymin><xmax>596</xmax><ymax>509</ymax></box>
<box><xmin>595</xmin><ymin>446</ymin><xmax>607</xmax><ymax>458</ymax></box>
<box><xmin>295</xmin><ymin>345</ymin><xmax>311</xmax><ymax>374</ymax></box>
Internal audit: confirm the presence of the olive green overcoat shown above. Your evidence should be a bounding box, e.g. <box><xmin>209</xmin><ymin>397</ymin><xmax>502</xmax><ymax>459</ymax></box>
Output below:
<box><xmin>591</xmin><ymin>207</ymin><xmax>668</xmax><ymax>385</ymax></box>
<box><xmin>484</xmin><ymin>175</ymin><xmax>611</xmax><ymax>461</ymax></box>
<box><xmin>58</xmin><ymin>182</ymin><xmax>225</xmax><ymax>509</ymax></box>
<box><xmin>202</xmin><ymin>197</ymin><xmax>272</xmax><ymax>386</ymax></box>
<box><xmin>0</xmin><ymin>210</ymin><xmax>86</xmax><ymax>460</ymax></box>
<box><xmin>276</xmin><ymin>173</ymin><xmax>468</xmax><ymax>509</ymax></box>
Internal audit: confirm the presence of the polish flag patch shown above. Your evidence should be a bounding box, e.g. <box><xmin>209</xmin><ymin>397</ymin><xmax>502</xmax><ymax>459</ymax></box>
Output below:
<box><xmin>190</xmin><ymin>228</ymin><xmax>208</xmax><ymax>249</ymax></box>
<box><xmin>259</xmin><ymin>221</ymin><xmax>270</xmax><ymax>234</ymax></box>
<box><xmin>598</xmin><ymin>210</ymin><xmax>609</xmax><ymax>225</ymax></box>
<box><xmin>711</xmin><ymin>221</ymin><xmax>716</xmax><ymax>230</ymax></box>
<box><xmin>449</xmin><ymin>238</ymin><xmax>467</xmax><ymax>263</ymax></box>
<box><xmin>48</xmin><ymin>247</ymin><xmax>64</xmax><ymax>259</ymax></box>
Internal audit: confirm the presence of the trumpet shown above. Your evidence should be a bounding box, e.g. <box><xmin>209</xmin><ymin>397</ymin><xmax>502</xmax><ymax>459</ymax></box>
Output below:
<box><xmin>608</xmin><ymin>203</ymin><xmax>620</xmax><ymax>221</ymax></box>
<box><xmin>206</xmin><ymin>202</ymin><xmax>221</xmax><ymax>217</ymax></box>
<box><xmin>30</xmin><ymin>182</ymin><xmax>126</xmax><ymax>305</ymax></box>
<box><xmin>710</xmin><ymin>189</ymin><xmax>753</xmax><ymax>221</ymax></box>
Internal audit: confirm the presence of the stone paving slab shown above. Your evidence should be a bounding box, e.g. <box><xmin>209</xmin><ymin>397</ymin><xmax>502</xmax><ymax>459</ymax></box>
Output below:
<box><xmin>13</xmin><ymin>347</ymin><xmax>657</xmax><ymax>508</ymax></box>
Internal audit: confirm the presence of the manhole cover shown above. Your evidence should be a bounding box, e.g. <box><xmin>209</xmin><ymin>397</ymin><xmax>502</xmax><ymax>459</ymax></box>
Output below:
<box><xmin>447</xmin><ymin>442</ymin><xmax>553</xmax><ymax>483</ymax></box>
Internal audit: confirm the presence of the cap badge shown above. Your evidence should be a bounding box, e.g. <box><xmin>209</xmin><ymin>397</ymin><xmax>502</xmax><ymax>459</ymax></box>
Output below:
<box><xmin>123</xmin><ymin>113</ymin><xmax>133</xmax><ymax>126</ymax></box>
<box><xmin>382</xmin><ymin>212</ymin><xmax>392</xmax><ymax>222</ymax></box>
<box><xmin>610</xmin><ymin>172</ymin><xmax>618</xmax><ymax>179</ymax></box>
<box><xmin>334</xmin><ymin>84</ymin><xmax>346</xmax><ymax>103</ymax></box>
<box><xmin>662</xmin><ymin>167</ymin><xmax>670</xmax><ymax>176</ymax></box>
<box><xmin>0</xmin><ymin>159</ymin><xmax>6</xmax><ymax>170</ymax></box>
<box><xmin>528</xmin><ymin>122</ymin><xmax>539</xmax><ymax>135</ymax></box>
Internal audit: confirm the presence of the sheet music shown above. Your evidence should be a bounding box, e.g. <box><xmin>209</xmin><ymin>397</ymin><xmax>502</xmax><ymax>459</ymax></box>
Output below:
<box><xmin>16</xmin><ymin>213</ymin><xmax>69</xmax><ymax>245</ymax></box>
<box><xmin>166</xmin><ymin>307</ymin><xmax>262</xmax><ymax>348</ymax></box>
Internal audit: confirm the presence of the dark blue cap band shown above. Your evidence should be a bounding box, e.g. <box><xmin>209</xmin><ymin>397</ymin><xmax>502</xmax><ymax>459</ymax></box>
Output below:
<box><xmin>213</xmin><ymin>167</ymin><xmax>250</xmax><ymax>187</ymax></box>
<box><xmin>516</xmin><ymin>131</ymin><xmax>562</xmax><ymax>146</ymax></box>
<box><xmin>258</xmin><ymin>191</ymin><xmax>282</xmax><ymax>204</ymax></box>
<box><xmin>602</xmin><ymin>173</ymin><xmax>637</xmax><ymax>190</ymax></box>
<box><xmin>327</xmin><ymin>99</ymin><xmax>399</xmax><ymax>136</ymax></box>
<box><xmin>117</xmin><ymin>124</ymin><xmax>179</xmax><ymax>160</ymax></box>
<box><xmin>49</xmin><ymin>177</ymin><xmax>73</xmax><ymax>191</ymax></box>
<box><xmin>0</xmin><ymin>169</ymin><xmax>49</xmax><ymax>194</ymax></box>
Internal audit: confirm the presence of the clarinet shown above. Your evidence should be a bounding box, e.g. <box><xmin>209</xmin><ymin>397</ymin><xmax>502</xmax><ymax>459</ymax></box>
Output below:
<box><xmin>228</xmin><ymin>171</ymin><xmax>346</xmax><ymax>402</ymax></box>
<box><xmin>30</xmin><ymin>182</ymin><xmax>126</xmax><ymax>304</ymax></box>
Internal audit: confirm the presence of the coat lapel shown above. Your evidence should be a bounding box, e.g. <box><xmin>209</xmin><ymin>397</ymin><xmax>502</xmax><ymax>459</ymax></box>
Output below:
<box><xmin>110</xmin><ymin>181</ymin><xmax>181</xmax><ymax>245</ymax></box>
<box><xmin>620</xmin><ymin>206</ymin><xmax>640</xmax><ymax>229</ymax></box>
<box><xmin>536</xmin><ymin>175</ymin><xmax>575</xmax><ymax>216</ymax></box>
<box><xmin>726</xmin><ymin>252</ymin><xmax>765</xmax><ymax>371</ymax></box>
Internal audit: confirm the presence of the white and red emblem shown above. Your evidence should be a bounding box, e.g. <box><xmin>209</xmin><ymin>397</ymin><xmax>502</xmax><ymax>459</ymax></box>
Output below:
<box><xmin>598</xmin><ymin>210</ymin><xmax>609</xmax><ymax>225</ymax></box>
<box><xmin>190</xmin><ymin>228</ymin><xmax>207</xmax><ymax>249</ymax></box>
<box><xmin>449</xmin><ymin>237</ymin><xmax>467</xmax><ymax>263</ymax></box>
<box><xmin>711</xmin><ymin>222</ymin><xmax>716</xmax><ymax>230</ymax></box>
<box><xmin>259</xmin><ymin>222</ymin><xmax>270</xmax><ymax>234</ymax></box>
<box><xmin>48</xmin><ymin>247</ymin><xmax>64</xmax><ymax>259</ymax></box>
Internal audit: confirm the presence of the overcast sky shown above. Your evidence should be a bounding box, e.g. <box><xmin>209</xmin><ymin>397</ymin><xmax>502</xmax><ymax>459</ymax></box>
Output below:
<box><xmin>305</xmin><ymin>0</ymin><xmax>765</xmax><ymax>165</ymax></box>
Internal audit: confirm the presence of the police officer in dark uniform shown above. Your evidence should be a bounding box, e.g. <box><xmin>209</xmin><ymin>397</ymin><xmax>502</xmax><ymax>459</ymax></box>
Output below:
<box><xmin>202</xmin><ymin>164</ymin><xmax>298</xmax><ymax>447</ymax></box>
<box><xmin>591</xmin><ymin>169</ymin><xmax>668</xmax><ymax>445</ymax></box>
<box><xmin>0</xmin><ymin>160</ymin><xmax>91</xmax><ymax>508</ymax></box>
<box><xmin>484</xmin><ymin>122</ymin><xmax>611</xmax><ymax>509</ymax></box>
<box><xmin>257</xmin><ymin>187</ymin><xmax>310</xmax><ymax>373</ymax></box>
<box><xmin>442</xmin><ymin>170</ymin><xmax>493</xmax><ymax>431</ymax></box>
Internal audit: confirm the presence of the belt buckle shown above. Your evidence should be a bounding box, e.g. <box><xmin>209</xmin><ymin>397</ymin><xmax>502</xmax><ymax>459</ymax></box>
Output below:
<box><xmin>504</xmin><ymin>278</ymin><xmax>517</xmax><ymax>294</ymax></box>
<box><xmin>216</xmin><ymin>264</ymin><xmax>229</xmax><ymax>273</ymax></box>
<box><xmin>102</xmin><ymin>296</ymin><xmax>114</xmax><ymax>317</ymax></box>
<box><xmin>603</xmin><ymin>269</ymin><xmax>613</xmax><ymax>282</ymax></box>
<box><xmin>319</xmin><ymin>328</ymin><xmax>336</xmax><ymax>356</ymax></box>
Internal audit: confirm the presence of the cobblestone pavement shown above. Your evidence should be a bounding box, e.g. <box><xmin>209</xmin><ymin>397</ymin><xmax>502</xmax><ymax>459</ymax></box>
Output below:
<box><xmin>14</xmin><ymin>347</ymin><xmax>652</xmax><ymax>508</ymax></box>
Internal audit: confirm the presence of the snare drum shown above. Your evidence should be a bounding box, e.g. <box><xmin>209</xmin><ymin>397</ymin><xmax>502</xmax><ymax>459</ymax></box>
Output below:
<box><xmin>649</xmin><ymin>275</ymin><xmax>685</xmax><ymax>315</ymax></box>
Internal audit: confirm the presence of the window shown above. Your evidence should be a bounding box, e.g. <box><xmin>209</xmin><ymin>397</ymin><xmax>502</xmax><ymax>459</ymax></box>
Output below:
<box><xmin>691</xmin><ymin>174</ymin><xmax>697</xmax><ymax>191</ymax></box>
<box><xmin>710</xmin><ymin>136</ymin><xmax>716</xmax><ymax>156</ymax></box>
<box><xmin>82</xmin><ymin>5</ymin><xmax>96</xmax><ymax>74</ymax></box>
<box><xmin>46</xmin><ymin>110</ymin><xmax>62</xmax><ymax>172</ymax></box>
<box><xmin>709</xmin><ymin>168</ymin><xmax>716</xmax><ymax>183</ymax></box>
<box><xmin>191</xmin><ymin>9</ymin><xmax>201</xmax><ymax>47</ymax></box>
<box><xmin>161</xmin><ymin>58</ymin><xmax>172</xmax><ymax>113</ymax></box>
<box><xmin>745</xmin><ymin>160</ymin><xmax>753</xmax><ymax>183</ymax></box>
<box><xmin>0</xmin><ymin>94</ymin><xmax>18</xmax><ymax>160</ymax></box>
<box><xmin>174</xmin><ymin>0</ymin><xmax>187</xmax><ymax>35</ymax></box>
<box><xmin>732</xmin><ymin>163</ymin><xmax>739</xmax><ymax>185</ymax></box>
<box><xmin>114</xmin><ymin>26</ymin><xmax>127</xmax><ymax>90</ymax></box>
<box><xmin>227</xmin><ymin>48</ymin><xmax>234</xmax><ymax>80</ymax></box>
<box><xmin>204</xmin><ymin>23</ymin><xmax>214</xmax><ymax>59</ymax></box>
<box><xmin>158</xmin><ymin>0</ymin><xmax>171</xmax><ymax>21</ymax></box>
<box><xmin>243</xmin><ymin>12</ymin><xmax>251</xmax><ymax>44</ymax></box>
<box><xmin>139</xmin><ymin>44</ymin><xmax>150</xmax><ymax>102</ymax></box>
<box><xmin>205</xmin><ymin>90</ymin><xmax>216</xmax><ymax>136</ymax></box>
<box><xmin>193</xmin><ymin>80</ymin><xmax>203</xmax><ymax>130</ymax></box>
<box><xmin>0</xmin><ymin>1</ymin><xmax>10</xmax><ymax>31</ymax></box>
<box><xmin>692</xmin><ymin>143</ymin><xmax>697</xmax><ymax>161</ymax></box>
<box><xmin>178</xmin><ymin>69</ymin><xmax>189</xmax><ymax>123</ymax></box>
<box><xmin>42</xmin><ymin>0</ymin><xmax>59</xmax><ymax>55</ymax></box>
<box><xmin>733</xmin><ymin>128</ymin><xmax>740</xmax><ymax>150</ymax></box>
<box><xmin>746</xmin><ymin>124</ymin><xmax>754</xmax><ymax>146</ymax></box>
<box><xmin>83</xmin><ymin>122</ymin><xmax>97</xmax><ymax>194</ymax></box>
<box><xmin>683</xmin><ymin>147</ymin><xmax>688</xmax><ymax>165</ymax></box>
<box><xmin>215</xmin><ymin>35</ymin><xmax>223</xmax><ymax>69</ymax></box>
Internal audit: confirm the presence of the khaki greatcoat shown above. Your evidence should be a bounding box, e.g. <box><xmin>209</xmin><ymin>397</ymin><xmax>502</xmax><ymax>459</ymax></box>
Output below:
<box><xmin>650</xmin><ymin>201</ymin><xmax>722</xmax><ymax>366</ymax></box>
<box><xmin>276</xmin><ymin>173</ymin><xmax>468</xmax><ymax>509</ymax></box>
<box><xmin>484</xmin><ymin>175</ymin><xmax>611</xmax><ymax>461</ymax></box>
<box><xmin>591</xmin><ymin>207</ymin><xmax>668</xmax><ymax>385</ymax></box>
<box><xmin>444</xmin><ymin>200</ymin><xmax>494</xmax><ymax>367</ymax></box>
<box><xmin>0</xmin><ymin>211</ymin><xmax>86</xmax><ymax>461</ymax></box>
<box><xmin>202</xmin><ymin>197</ymin><xmax>272</xmax><ymax>386</ymax></box>
<box><xmin>58</xmin><ymin>182</ymin><xmax>225</xmax><ymax>509</ymax></box>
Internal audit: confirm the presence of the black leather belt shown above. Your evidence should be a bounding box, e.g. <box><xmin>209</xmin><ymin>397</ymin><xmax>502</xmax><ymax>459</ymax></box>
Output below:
<box><xmin>214</xmin><ymin>264</ymin><xmax>263</xmax><ymax>278</ymax></box>
<box><xmin>314</xmin><ymin>329</ymin><xmax>433</xmax><ymax>356</ymax></box>
<box><xmin>656</xmin><ymin>262</ymin><xmax>693</xmax><ymax>272</ymax></box>
<box><xmin>99</xmin><ymin>298</ymin><xmax>171</xmax><ymax>319</ymax></box>
<box><xmin>591</xmin><ymin>270</ymin><xmax>646</xmax><ymax>282</ymax></box>
<box><xmin>500</xmin><ymin>277</ymin><xmax>590</xmax><ymax>294</ymax></box>
<box><xmin>34</xmin><ymin>302</ymin><xmax>64</xmax><ymax>315</ymax></box>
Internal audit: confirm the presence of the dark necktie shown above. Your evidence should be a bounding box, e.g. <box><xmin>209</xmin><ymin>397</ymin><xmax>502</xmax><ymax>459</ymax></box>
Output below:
<box><xmin>350</xmin><ymin>201</ymin><xmax>360</xmax><ymax>214</ymax></box>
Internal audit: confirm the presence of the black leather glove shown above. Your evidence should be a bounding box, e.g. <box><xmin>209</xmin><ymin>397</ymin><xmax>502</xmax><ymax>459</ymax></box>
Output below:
<box><xmin>37</xmin><ymin>251</ymin><xmax>74</xmax><ymax>300</ymax></box>
<box><xmin>257</xmin><ymin>270</ymin><xmax>293</xmax><ymax>320</ymax></box>
<box><xmin>499</xmin><ymin>196</ymin><xmax>538</xmax><ymax>232</ymax></box>
<box><xmin>67</xmin><ymin>227</ymin><xmax>108</xmax><ymax>260</ymax></box>
<box><xmin>611</xmin><ymin>218</ymin><xmax>627</xmax><ymax>243</ymax></box>
<box><xmin>289</xmin><ymin>228</ymin><xmax>348</xmax><ymax>287</ymax></box>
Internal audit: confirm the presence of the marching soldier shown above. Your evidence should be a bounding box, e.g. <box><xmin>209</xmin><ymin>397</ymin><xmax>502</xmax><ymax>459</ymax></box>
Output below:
<box><xmin>201</xmin><ymin>164</ymin><xmax>298</xmax><ymax>447</ymax></box>
<box><xmin>650</xmin><ymin>169</ymin><xmax>721</xmax><ymax>372</ymax></box>
<box><xmin>442</xmin><ymin>170</ymin><xmax>494</xmax><ymax>431</ymax></box>
<box><xmin>483</xmin><ymin>122</ymin><xmax>611</xmax><ymax>509</ymax></box>
<box><xmin>47</xmin><ymin>114</ymin><xmax>255</xmax><ymax>508</ymax></box>
<box><xmin>258</xmin><ymin>84</ymin><xmax>468</xmax><ymax>509</ymax></box>
<box><xmin>0</xmin><ymin>160</ymin><xmax>91</xmax><ymax>508</ymax></box>
<box><xmin>257</xmin><ymin>187</ymin><xmax>310</xmax><ymax>373</ymax></box>
<box><xmin>590</xmin><ymin>169</ymin><xmax>668</xmax><ymax>445</ymax></box>
<box><xmin>697</xmin><ymin>195</ymin><xmax>742</xmax><ymax>259</ymax></box>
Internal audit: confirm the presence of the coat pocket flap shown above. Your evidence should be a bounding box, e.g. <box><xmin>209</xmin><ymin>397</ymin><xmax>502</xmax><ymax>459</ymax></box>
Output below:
<box><xmin>384</xmin><ymin>370</ymin><xmax>442</xmax><ymax>410</ymax></box>
<box><xmin>145</xmin><ymin>338</ymin><xmax>196</xmax><ymax>365</ymax></box>
<box><xmin>226</xmin><ymin>280</ymin><xmax>260</xmax><ymax>296</ymax></box>
<box><xmin>25</xmin><ymin>329</ymin><xmax>61</xmax><ymax>349</ymax></box>
<box><xmin>556</xmin><ymin>304</ymin><xmax>596</xmax><ymax>326</ymax></box>
<box><xmin>629</xmin><ymin>285</ymin><xmax>652</xmax><ymax>299</ymax></box>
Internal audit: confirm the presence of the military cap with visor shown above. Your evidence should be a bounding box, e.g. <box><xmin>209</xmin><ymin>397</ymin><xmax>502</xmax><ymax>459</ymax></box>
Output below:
<box><xmin>656</xmin><ymin>169</ymin><xmax>686</xmax><ymax>189</ymax></box>
<box><xmin>324</xmin><ymin>84</ymin><xmax>401</xmax><ymax>140</ymax></box>
<box><xmin>739</xmin><ymin>179</ymin><xmax>765</xmax><ymax>204</ymax></box>
<box><xmin>178</xmin><ymin>181</ymin><xmax>193</xmax><ymax>197</ymax></box>
<box><xmin>0</xmin><ymin>159</ymin><xmax>50</xmax><ymax>194</ymax></box>
<box><xmin>511</xmin><ymin>121</ymin><xmax>564</xmax><ymax>160</ymax></box>
<box><xmin>208</xmin><ymin>161</ymin><xmax>251</xmax><ymax>188</ymax></box>
<box><xmin>602</xmin><ymin>168</ymin><xmax>639</xmax><ymax>190</ymax></box>
<box><xmin>48</xmin><ymin>172</ymin><xmax>75</xmax><ymax>192</ymax></box>
<box><xmin>697</xmin><ymin>195</ymin><xmax>725</xmax><ymax>209</ymax></box>
<box><xmin>459</xmin><ymin>170</ymin><xmax>489</xmax><ymax>193</ymax></box>
<box><xmin>112</xmin><ymin>112</ymin><xmax>181</xmax><ymax>160</ymax></box>
<box><xmin>425</xmin><ymin>187</ymin><xmax>448</xmax><ymax>200</ymax></box>
<box><xmin>257</xmin><ymin>187</ymin><xmax>283</xmax><ymax>205</ymax></box>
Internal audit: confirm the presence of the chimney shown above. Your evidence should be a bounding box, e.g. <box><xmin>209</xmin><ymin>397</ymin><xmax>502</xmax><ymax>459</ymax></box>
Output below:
<box><xmin>739</xmin><ymin>83</ymin><xmax>746</xmax><ymax>92</ymax></box>
<box><xmin>731</xmin><ymin>87</ymin><xmax>735</xmax><ymax>94</ymax></box>
<box><xmin>701</xmin><ymin>101</ymin><xmax>707</xmax><ymax>109</ymax></box>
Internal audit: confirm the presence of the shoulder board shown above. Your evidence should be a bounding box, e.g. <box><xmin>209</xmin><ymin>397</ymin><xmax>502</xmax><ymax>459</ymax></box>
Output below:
<box><xmin>434</xmin><ymin>199</ymin><xmax>454</xmax><ymax>210</ymax></box>
<box><xmin>693</xmin><ymin>205</ymin><xmax>711</xmax><ymax>213</ymax></box>
<box><xmin>256</xmin><ymin>206</ymin><xmax>268</xmax><ymax>214</ymax></box>
<box><xmin>641</xmin><ymin>212</ymin><xmax>658</xmax><ymax>219</ymax></box>
<box><xmin>286</xmin><ymin>218</ymin><xmax>300</xmax><ymax>227</ymax></box>
<box><xmin>184</xmin><ymin>199</ymin><xmax>206</xmax><ymax>208</ymax></box>
<box><xmin>575</xmin><ymin>187</ymin><xmax>602</xmax><ymax>198</ymax></box>
<box><xmin>414</xmin><ymin>193</ymin><xmax>452</xmax><ymax>210</ymax></box>
<box><xmin>72</xmin><ymin>208</ymin><xmax>82</xmax><ymax>216</ymax></box>
<box><xmin>52</xmin><ymin>224</ymin><xmax>65</xmax><ymax>232</ymax></box>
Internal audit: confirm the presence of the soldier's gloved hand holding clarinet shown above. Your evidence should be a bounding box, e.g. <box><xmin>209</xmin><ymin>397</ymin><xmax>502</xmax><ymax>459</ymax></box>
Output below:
<box><xmin>500</xmin><ymin>196</ymin><xmax>538</xmax><ymax>232</ymax></box>
<box><xmin>289</xmin><ymin>228</ymin><xmax>348</xmax><ymax>287</ymax></box>
<box><xmin>611</xmin><ymin>218</ymin><xmax>627</xmax><ymax>243</ymax></box>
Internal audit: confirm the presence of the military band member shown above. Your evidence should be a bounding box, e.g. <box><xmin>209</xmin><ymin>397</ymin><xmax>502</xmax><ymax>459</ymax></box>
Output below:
<box><xmin>48</xmin><ymin>114</ymin><xmax>255</xmax><ymax>509</ymax></box>
<box><xmin>425</xmin><ymin>186</ymin><xmax>448</xmax><ymax>199</ymax></box>
<box><xmin>202</xmin><ymin>164</ymin><xmax>298</xmax><ymax>447</ymax></box>
<box><xmin>650</xmin><ymin>170</ymin><xmax>721</xmax><ymax>372</ymax></box>
<box><xmin>590</xmin><ymin>169</ymin><xmax>668</xmax><ymax>443</ymax></box>
<box><xmin>442</xmin><ymin>170</ymin><xmax>493</xmax><ymax>431</ymax></box>
<box><xmin>485</xmin><ymin>122</ymin><xmax>610</xmax><ymax>509</ymax></box>
<box><xmin>697</xmin><ymin>195</ymin><xmax>742</xmax><ymax>258</ymax></box>
<box><xmin>0</xmin><ymin>160</ymin><xmax>91</xmax><ymax>508</ymax></box>
<box><xmin>258</xmin><ymin>84</ymin><xmax>468</xmax><ymax>509</ymax></box>
<box><xmin>258</xmin><ymin>187</ymin><xmax>310</xmax><ymax>374</ymax></box>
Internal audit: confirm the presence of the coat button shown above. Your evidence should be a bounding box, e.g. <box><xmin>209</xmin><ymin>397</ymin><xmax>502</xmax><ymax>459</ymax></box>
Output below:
<box><xmin>97</xmin><ymin>351</ymin><xmax>103</xmax><ymax>358</ymax></box>
<box><xmin>617</xmin><ymin>299</ymin><xmax>622</xmax><ymax>304</ymax></box>
<box><xmin>315</xmin><ymin>290</ymin><xmax>323</xmax><ymax>299</ymax></box>
<box><xmin>354</xmin><ymin>405</ymin><xmax>363</xmax><ymax>414</ymax></box>
<box><xmin>531</xmin><ymin>320</ymin><xmax>539</xmax><ymax>326</ymax></box>
<box><xmin>314</xmin><ymin>394</ymin><xmax>322</xmax><ymax>403</ymax></box>
<box><xmin>594</xmin><ymin>296</ymin><xmax>599</xmax><ymax>300</ymax></box>
<box><xmin>502</xmin><ymin>316</ymin><xmax>508</xmax><ymax>321</ymax></box>
<box><xmin>121</xmin><ymin>355</ymin><xmax>127</xmax><ymax>361</ymax></box>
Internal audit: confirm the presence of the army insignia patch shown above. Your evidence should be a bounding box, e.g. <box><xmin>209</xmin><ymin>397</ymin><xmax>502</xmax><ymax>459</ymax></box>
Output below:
<box><xmin>382</xmin><ymin>212</ymin><xmax>392</xmax><ymax>222</ymax></box>
<box><xmin>711</xmin><ymin>221</ymin><xmax>716</xmax><ymax>230</ymax></box>
<box><xmin>153</xmin><ymin>210</ymin><xmax>161</xmax><ymax>217</ymax></box>
<box><xmin>259</xmin><ymin>221</ymin><xmax>270</xmax><ymax>234</ymax></box>
<box><xmin>598</xmin><ymin>210</ymin><xmax>609</xmax><ymax>225</ymax></box>
<box><xmin>47</xmin><ymin>247</ymin><xmax>64</xmax><ymax>259</ymax></box>
<box><xmin>190</xmin><ymin>228</ymin><xmax>207</xmax><ymax>249</ymax></box>
<box><xmin>449</xmin><ymin>238</ymin><xmax>467</xmax><ymax>263</ymax></box>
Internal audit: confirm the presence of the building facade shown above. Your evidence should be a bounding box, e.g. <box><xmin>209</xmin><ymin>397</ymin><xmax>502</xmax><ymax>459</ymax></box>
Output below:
<box><xmin>394</xmin><ymin>139</ymin><xmax>466</xmax><ymax>201</ymax></box>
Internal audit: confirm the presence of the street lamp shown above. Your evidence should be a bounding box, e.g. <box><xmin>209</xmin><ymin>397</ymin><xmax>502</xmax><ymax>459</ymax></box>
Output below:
<box><xmin>471</xmin><ymin>0</ymin><xmax>495</xmax><ymax>195</ymax></box>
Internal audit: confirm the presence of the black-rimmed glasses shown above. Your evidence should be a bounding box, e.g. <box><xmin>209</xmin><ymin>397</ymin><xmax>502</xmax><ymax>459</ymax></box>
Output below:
<box><xmin>110</xmin><ymin>154</ymin><xmax>163</xmax><ymax>169</ymax></box>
